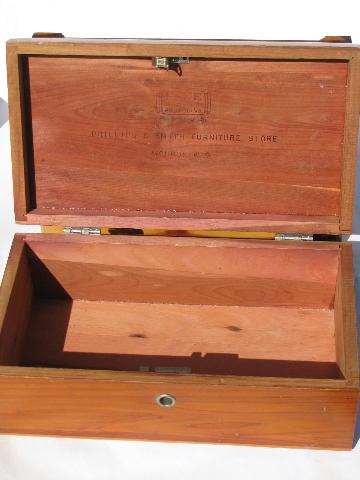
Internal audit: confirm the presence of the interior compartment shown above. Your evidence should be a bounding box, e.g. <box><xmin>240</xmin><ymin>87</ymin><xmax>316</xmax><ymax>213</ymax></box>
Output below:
<box><xmin>0</xmin><ymin>235</ymin><xmax>343</xmax><ymax>379</ymax></box>
<box><xmin>20</xmin><ymin>56</ymin><xmax>348</xmax><ymax>231</ymax></box>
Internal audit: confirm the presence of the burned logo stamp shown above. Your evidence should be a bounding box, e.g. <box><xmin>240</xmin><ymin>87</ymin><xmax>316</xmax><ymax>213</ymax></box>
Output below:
<box><xmin>156</xmin><ymin>92</ymin><xmax>211</xmax><ymax>116</ymax></box>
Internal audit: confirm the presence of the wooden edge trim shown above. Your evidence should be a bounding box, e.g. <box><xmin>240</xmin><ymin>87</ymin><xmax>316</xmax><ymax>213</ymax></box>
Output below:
<box><xmin>6</xmin><ymin>43</ymin><xmax>29</xmax><ymax>221</ymax></box>
<box><xmin>7</xmin><ymin>38</ymin><xmax>360</xmax><ymax>60</ymax></box>
<box><xmin>339</xmin><ymin>243</ymin><xmax>360</xmax><ymax>386</ymax></box>
<box><xmin>340</xmin><ymin>53</ymin><xmax>360</xmax><ymax>232</ymax></box>
<box><xmin>0</xmin><ymin>365</ymin><xmax>351</xmax><ymax>389</ymax></box>
<box><xmin>335</xmin><ymin>253</ymin><xmax>346</xmax><ymax>376</ymax></box>
<box><xmin>0</xmin><ymin>235</ymin><xmax>27</xmax><ymax>335</ymax></box>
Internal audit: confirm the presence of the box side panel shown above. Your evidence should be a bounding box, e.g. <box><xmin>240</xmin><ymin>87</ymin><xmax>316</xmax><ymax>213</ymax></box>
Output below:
<box><xmin>0</xmin><ymin>375</ymin><xmax>357</xmax><ymax>449</ymax></box>
<box><xmin>339</xmin><ymin>244</ymin><xmax>360</xmax><ymax>383</ymax></box>
<box><xmin>340</xmin><ymin>55</ymin><xmax>360</xmax><ymax>231</ymax></box>
<box><xmin>334</xmin><ymin>244</ymin><xmax>359</xmax><ymax>383</ymax></box>
<box><xmin>0</xmin><ymin>236</ymin><xmax>33</xmax><ymax>364</ymax></box>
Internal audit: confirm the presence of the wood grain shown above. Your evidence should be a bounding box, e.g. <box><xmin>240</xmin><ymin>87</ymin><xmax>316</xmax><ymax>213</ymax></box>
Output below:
<box><xmin>21</xmin><ymin>299</ymin><xmax>337</xmax><ymax>378</ymax></box>
<box><xmin>0</xmin><ymin>375</ymin><xmax>357</xmax><ymax>449</ymax></box>
<box><xmin>25</xmin><ymin>235</ymin><xmax>340</xmax><ymax>308</ymax></box>
<box><xmin>28</xmin><ymin>57</ymin><xmax>346</xmax><ymax>217</ymax></box>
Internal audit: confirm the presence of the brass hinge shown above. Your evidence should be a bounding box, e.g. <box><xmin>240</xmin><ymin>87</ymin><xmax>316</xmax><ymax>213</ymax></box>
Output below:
<box><xmin>275</xmin><ymin>233</ymin><xmax>313</xmax><ymax>241</ymax></box>
<box><xmin>63</xmin><ymin>227</ymin><xmax>101</xmax><ymax>235</ymax></box>
<box><xmin>152</xmin><ymin>56</ymin><xmax>190</xmax><ymax>69</ymax></box>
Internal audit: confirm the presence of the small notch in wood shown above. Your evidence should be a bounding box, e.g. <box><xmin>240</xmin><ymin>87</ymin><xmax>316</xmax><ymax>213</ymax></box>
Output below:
<box><xmin>129</xmin><ymin>333</ymin><xmax>147</xmax><ymax>339</ymax></box>
<box><xmin>226</xmin><ymin>325</ymin><xmax>242</xmax><ymax>332</ymax></box>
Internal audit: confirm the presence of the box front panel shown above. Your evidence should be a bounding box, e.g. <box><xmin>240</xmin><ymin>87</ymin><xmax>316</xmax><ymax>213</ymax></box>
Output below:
<box><xmin>0</xmin><ymin>375</ymin><xmax>357</xmax><ymax>449</ymax></box>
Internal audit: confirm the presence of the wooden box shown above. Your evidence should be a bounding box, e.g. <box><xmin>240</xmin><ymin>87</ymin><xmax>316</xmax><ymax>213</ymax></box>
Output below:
<box><xmin>1</xmin><ymin>36</ymin><xmax>359</xmax><ymax>449</ymax></box>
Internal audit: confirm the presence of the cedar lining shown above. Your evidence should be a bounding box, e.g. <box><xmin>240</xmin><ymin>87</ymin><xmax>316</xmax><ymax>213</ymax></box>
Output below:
<box><xmin>0</xmin><ymin>235</ymin><xmax>345</xmax><ymax>380</ymax></box>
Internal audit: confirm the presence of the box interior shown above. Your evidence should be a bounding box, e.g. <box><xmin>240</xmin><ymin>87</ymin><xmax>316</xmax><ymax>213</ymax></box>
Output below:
<box><xmin>19</xmin><ymin>55</ymin><xmax>348</xmax><ymax>230</ymax></box>
<box><xmin>0</xmin><ymin>236</ymin><xmax>343</xmax><ymax>379</ymax></box>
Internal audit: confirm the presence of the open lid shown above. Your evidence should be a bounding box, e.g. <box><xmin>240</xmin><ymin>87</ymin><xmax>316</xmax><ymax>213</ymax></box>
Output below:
<box><xmin>7</xmin><ymin>38</ymin><xmax>360</xmax><ymax>234</ymax></box>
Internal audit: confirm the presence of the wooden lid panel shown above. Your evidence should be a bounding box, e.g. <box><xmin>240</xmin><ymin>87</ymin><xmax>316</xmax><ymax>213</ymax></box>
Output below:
<box><xmin>7</xmin><ymin>39</ymin><xmax>360</xmax><ymax>231</ymax></box>
<box><xmin>27</xmin><ymin>57</ymin><xmax>347</xmax><ymax>219</ymax></box>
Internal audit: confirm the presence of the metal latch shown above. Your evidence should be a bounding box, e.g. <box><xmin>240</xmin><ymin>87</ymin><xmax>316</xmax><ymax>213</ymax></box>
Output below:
<box><xmin>152</xmin><ymin>56</ymin><xmax>190</xmax><ymax>69</ymax></box>
<box><xmin>275</xmin><ymin>233</ymin><xmax>314</xmax><ymax>241</ymax></box>
<box><xmin>63</xmin><ymin>227</ymin><xmax>101</xmax><ymax>235</ymax></box>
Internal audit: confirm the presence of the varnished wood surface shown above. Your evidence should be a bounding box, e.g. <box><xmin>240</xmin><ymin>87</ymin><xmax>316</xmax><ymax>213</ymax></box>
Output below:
<box><xmin>0</xmin><ymin>375</ymin><xmax>358</xmax><ymax>449</ymax></box>
<box><xmin>6</xmin><ymin>39</ymin><xmax>360</xmax><ymax>232</ymax></box>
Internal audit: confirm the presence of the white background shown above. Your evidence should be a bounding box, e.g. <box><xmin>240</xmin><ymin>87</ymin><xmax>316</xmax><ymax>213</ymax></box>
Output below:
<box><xmin>0</xmin><ymin>1</ymin><xmax>360</xmax><ymax>478</ymax></box>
